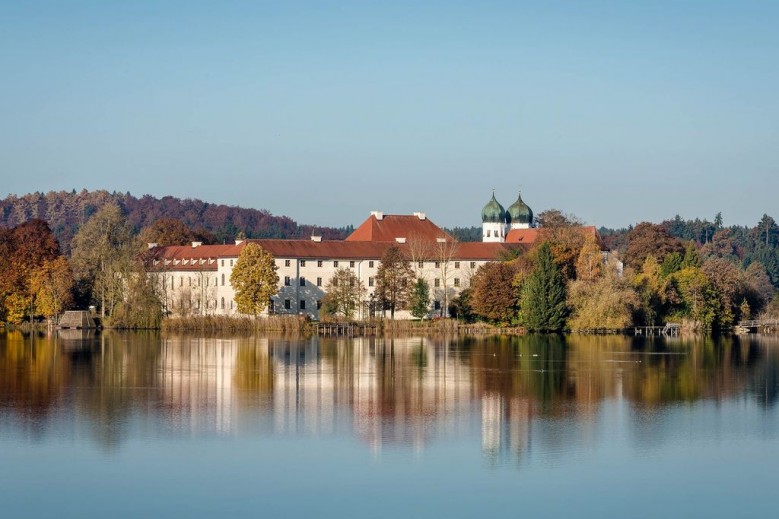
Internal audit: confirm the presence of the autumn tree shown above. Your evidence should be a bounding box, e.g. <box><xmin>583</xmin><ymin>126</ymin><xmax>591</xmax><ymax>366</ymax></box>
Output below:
<box><xmin>625</xmin><ymin>222</ymin><xmax>684</xmax><ymax>271</ymax></box>
<box><xmin>409</xmin><ymin>278</ymin><xmax>431</xmax><ymax>319</ymax></box>
<box><xmin>537</xmin><ymin>209</ymin><xmax>586</xmax><ymax>280</ymax></box>
<box><xmin>70</xmin><ymin>204</ymin><xmax>136</xmax><ymax>318</ymax></box>
<box><xmin>375</xmin><ymin>245</ymin><xmax>414</xmax><ymax>319</ymax></box>
<box><xmin>321</xmin><ymin>268</ymin><xmax>365</xmax><ymax>320</ymax></box>
<box><xmin>518</xmin><ymin>243</ymin><xmax>568</xmax><ymax>331</ymax></box>
<box><xmin>230</xmin><ymin>243</ymin><xmax>279</xmax><ymax>317</ymax></box>
<box><xmin>471</xmin><ymin>262</ymin><xmax>518</xmax><ymax>323</ymax></box>
<box><xmin>1</xmin><ymin>220</ymin><xmax>62</xmax><ymax>323</ymax></box>
<box><xmin>29</xmin><ymin>257</ymin><xmax>74</xmax><ymax>320</ymax></box>
<box><xmin>139</xmin><ymin>217</ymin><xmax>198</xmax><ymax>246</ymax></box>
<box><xmin>567</xmin><ymin>271</ymin><xmax>639</xmax><ymax>330</ymax></box>
<box><xmin>575</xmin><ymin>236</ymin><xmax>603</xmax><ymax>282</ymax></box>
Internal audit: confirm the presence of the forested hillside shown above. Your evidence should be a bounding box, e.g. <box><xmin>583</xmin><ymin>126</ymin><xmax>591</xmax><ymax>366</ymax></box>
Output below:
<box><xmin>0</xmin><ymin>190</ymin><xmax>351</xmax><ymax>253</ymax></box>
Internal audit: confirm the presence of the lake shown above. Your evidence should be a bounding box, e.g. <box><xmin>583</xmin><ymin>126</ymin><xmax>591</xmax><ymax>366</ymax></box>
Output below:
<box><xmin>1</xmin><ymin>330</ymin><xmax>778</xmax><ymax>518</ymax></box>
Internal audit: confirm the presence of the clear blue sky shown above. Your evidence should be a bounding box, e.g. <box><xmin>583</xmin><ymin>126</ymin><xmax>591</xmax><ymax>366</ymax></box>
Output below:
<box><xmin>1</xmin><ymin>0</ymin><xmax>777</xmax><ymax>229</ymax></box>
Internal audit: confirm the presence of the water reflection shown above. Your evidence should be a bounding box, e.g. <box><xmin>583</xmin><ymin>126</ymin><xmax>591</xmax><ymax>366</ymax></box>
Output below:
<box><xmin>1</xmin><ymin>330</ymin><xmax>778</xmax><ymax>458</ymax></box>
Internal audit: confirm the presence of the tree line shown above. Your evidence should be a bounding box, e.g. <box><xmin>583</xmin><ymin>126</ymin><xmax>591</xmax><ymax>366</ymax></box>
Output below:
<box><xmin>0</xmin><ymin>190</ymin><xmax>350</xmax><ymax>255</ymax></box>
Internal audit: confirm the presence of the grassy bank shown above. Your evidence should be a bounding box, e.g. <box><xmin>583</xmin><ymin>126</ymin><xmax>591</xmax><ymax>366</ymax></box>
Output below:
<box><xmin>162</xmin><ymin>315</ymin><xmax>310</xmax><ymax>334</ymax></box>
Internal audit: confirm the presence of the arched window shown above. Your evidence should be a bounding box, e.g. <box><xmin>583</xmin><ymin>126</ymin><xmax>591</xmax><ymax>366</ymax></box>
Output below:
<box><xmin>221</xmin><ymin>273</ymin><xmax>225</xmax><ymax>286</ymax></box>
<box><xmin>221</xmin><ymin>297</ymin><xmax>225</xmax><ymax>310</ymax></box>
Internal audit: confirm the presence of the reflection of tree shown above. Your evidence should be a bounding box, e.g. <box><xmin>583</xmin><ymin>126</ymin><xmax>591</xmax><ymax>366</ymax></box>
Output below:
<box><xmin>233</xmin><ymin>338</ymin><xmax>273</xmax><ymax>394</ymax></box>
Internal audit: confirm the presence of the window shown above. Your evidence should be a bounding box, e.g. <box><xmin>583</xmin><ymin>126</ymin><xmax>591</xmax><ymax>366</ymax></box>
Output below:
<box><xmin>369</xmin><ymin>261</ymin><xmax>374</xmax><ymax>268</ymax></box>
<box><xmin>434</xmin><ymin>278</ymin><xmax>440</xmax><ymax>287</ymax></box>
<box><xmin>170</xmin><ymin>277</ymin><xmax>174</xmax><ymax>289</ymax></box>
<box><xmin>317</xmin><ymin>300</ymin><xmax>322</xmax><ymax>309</ymax></box>
<box><xmin>349</xmin><ymin>279</ymin><xmax>355</xmax><ymax>287</ymax></box>
<box><xmin>317</xmin><ymin>260</ymin><xmax>323</xmax><ymax>267</ymax></box>
<box><xmin>418</xmin><ymin>261</ymin><xmax>424</xmax><ymax>268</ymax></box>
<box><xmin>487</xmin><ymin>230</ymin><xmax>491</xmax><ymax>238</ymax></box>
<box><xmin>333</xmin><ymin>278</ymin><xmax>338</xmax><ymax>287</ymax></box>
<box><xmin>434</xmin><ymin>300</ymin><xmax>441</xmax><ymax>310</ymax></box>
<box><xmin>284</xmin><ymin>276</ymin><xmax>291</xmax><ymax>286</ymax></box>
<box><xmin>435</xmin><ymin>262</ymin><xmax>440</xmax><ymax>268</ymax></box>
<box><xmin>206</xmin><ymin>277</ymin><xmax>209</xmax><ymax>287</ymax></box>
<box><xmin>221</xmin><ymin>273</ymin><xmax>225</xmax><ymax>286</ymax></box>
<box><xmin>454</xmin><ymin>278</ymin><xmax>460</xmax><ymax>287</ymax></box>
<box><xmin>180</xmin><ymin>277</ymin><xmax>183</xmax><ymax>287</ymax></box>
<box><xmin>230</xmin><ymin>259</ymin><xmax>234</xmax><ymax>267</ymax></box>
<box><xmin>350</xmin><ymin>261</ymin><xmax>355</xmax><ymax>268</ymax></box>
<box><xmin>230</xmin><ymin>300</ymin><xmax>233</xmax><ymax>309</ymax></box>
<box><xmin>188</xmin><ymin>277</ymin><xmax>192</xmax><ymax>287</ymax></box>
<box><xmin>221</xmin><ymin>259</ymin><xmax>224</xmax><ymax>267</ymax></box>
<box><xmin>221</xmin><ymin>297</ymin><xmax>225</xmax><ymax>309</ymax></box>
<box><xmin>470</xmin><ymin>262</ymin><xmax>476</xmax><ymax>269</ymax></box>
<box><xmin>334</xmin><ymin>261</ymin><xmax>339</xmax><ymax>267</ymax></box>
<box><xmin>285</xmin><ymin>259</ymin><xmax>291</xmax><ymax>267</ymax></box>
<box><xmin>300</xmin><ymin>260</ymin><xmax>306</xmax><ymax>267</ymax></box>
<box><xmin>284</xmin><ymin>299</ymin><xmax>291</xmax><ymax>310</ymax></box>
<box><xmin>369</xmin><ymin>277</ymin><xmax>374</xmax><ymax>287</ymax></box>
<box><xmin>317</xmin><ymin>277</ymin><xmax>322</xmax><ymax>287</ymax></box>
<box><xmin>300</xmin><ymin>300</ymin><xmax>306</xmax><ymax>310</ymax></box>
<box><xmin>300</xmin><ymin>277</ymin><xmax>306</xmax><ymax>287</ymax></box>
<box><xmin>269</xmin><ymin>300</ymin><xmax>274</xmax><ymax>312</ymax></box>
<box><xmin>454</xmin><ymin>262</ymin><xmax>460</xmax><ymax>269</ymax></box>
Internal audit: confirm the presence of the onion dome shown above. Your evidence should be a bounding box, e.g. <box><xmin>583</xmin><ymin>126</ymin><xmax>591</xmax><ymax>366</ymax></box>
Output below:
<box><xmin>481</xmin><ymin>193</ymin><xmax>507</xmax><ymax>223</ymax></box>
<box><xmin>507</xmin><ymin>192</ymin><xmax>533</xmax><ymax>225</ymax></box>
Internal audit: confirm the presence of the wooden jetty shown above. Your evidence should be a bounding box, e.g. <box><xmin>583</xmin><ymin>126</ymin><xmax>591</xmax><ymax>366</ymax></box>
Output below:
<box><xmin>633</xmin><ymin>323</ymin><xmax>681</xmax><ymax>337</ymax></box>
<box><xmin>58</xmin><ymin>310</ymin><xmax>97</xmax><ymax>329</ymax></box>
<box><xmin>735</xmin><ymin>319</ymin><xmax>779</xmax><ymax>334</ymax></box>
<box><xmin>315</xmin><ymin>323</ymin><xmax>379</xmax><ymax>336</ymax></box>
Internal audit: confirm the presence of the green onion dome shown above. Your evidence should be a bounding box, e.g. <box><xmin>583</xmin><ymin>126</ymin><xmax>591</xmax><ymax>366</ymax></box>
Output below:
<box><xmin>481</xmin><ymin>193</ymin><xmax>507</xmax><ymax>224</ymax></box>
<box><xmin>507</xmin><ymin>192</ymin><xmax>533</xmax><ymax>225</ymax></box>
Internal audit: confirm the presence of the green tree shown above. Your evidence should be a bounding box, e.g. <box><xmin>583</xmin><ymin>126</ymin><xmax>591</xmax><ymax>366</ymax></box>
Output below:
<box><xmin>321</xmin><ymin>268</ymin><xmax>365</xmax><ymax>320</ymax></box>
<box><xmin>409</xmin><ymin>278</ymin><xmax>431</xmax><ymax>319</ymax></box>
<box><xmin>230</xmin><ymin>243</ymin><xmax>279</xmax><ymax>317</ymax></box>
<box><xmin>375</xmin><ymin>245</ymin><xmax>414</xmax><ymax>319</ymax></box>
<box><xmin>518</xmin><ymin>243</ymin><xmax>568</xmax><ymax>331</ymax></box>
<box><xmin>671</xmin><ymin>267</ymin><xmax>718</xmax><ymax>331</ymax></box>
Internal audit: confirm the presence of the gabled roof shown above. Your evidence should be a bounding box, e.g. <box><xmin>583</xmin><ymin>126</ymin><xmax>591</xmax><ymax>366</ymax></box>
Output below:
<box><xmin>346</xmin><ymin>213</ymin><xmax>453</xmax><ymax>243</ymax></box>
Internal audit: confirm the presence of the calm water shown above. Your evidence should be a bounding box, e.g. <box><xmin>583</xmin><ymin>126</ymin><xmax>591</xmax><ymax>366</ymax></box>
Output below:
<box><xmin>1</xmin><ymin>331</ymin><xmax>778</xmax><ymax>518</ymax></box>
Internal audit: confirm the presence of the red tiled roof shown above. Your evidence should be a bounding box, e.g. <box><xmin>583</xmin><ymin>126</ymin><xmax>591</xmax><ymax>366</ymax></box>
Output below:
<box><xmin>505</xmin><ymin>228</ymin><xmax>541</xmax><ymax>244</ymax></box>
<box><xmin>147</xmin><ymin>239</ymin><xmax>528</xmax><ymax>266</ymax></box>
<box><xmin>346</xmin><ymin>214</ymin><xmax>454</xmax><ymax>242</ymax></box>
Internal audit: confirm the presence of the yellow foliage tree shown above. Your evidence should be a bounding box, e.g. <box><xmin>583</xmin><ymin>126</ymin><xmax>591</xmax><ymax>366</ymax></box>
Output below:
<box><xmin>230</xmin><ymin>243</ymin><xmax>279</xmax><ymax>317</ymax></box>
<box><xmin>30</xmin><ymin>257</ymin><xmax>74</xmax><ymax>319</ymax></box>
<box><xmin>567</xmin><ymin>272</ymin><xmax>639</xmax><ymax>330</ymax></box>
<box><xmin>575</xmin><ymin>237</ymin><xmax>603</xmax><ymax>282</ymax></box>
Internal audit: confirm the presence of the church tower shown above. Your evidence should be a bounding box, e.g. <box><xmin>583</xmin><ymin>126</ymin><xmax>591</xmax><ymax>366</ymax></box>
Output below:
<box><xmin>481</xmin><ymin>192</ymin><xmax>507</xmax><ymax>242</ymax></box>
<box><xmin>507</xmin><ymin>191</ymin><xmax>534</xmax><ymax>229</ymax></box>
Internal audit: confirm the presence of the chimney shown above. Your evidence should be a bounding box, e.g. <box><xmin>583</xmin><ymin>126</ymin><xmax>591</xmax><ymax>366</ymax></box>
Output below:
<box><xmin>414</xmin><ymin>212</ymin><xmax>426</xmax><ymax>220</ymax></box>
<box><xmin>191</xmin><ymin>241</ymin><xmax>202</xmax><ymax>248</ymax></box>
<box><xmin>235</xmin><ymin>239</ymin><xmax>244</xmax><ymax>245</ymax></box>
<box><xmin>370</xmin><ymin>211</ymin><xmax>384</xmax><ymax>221</ymax></box>
<box><xmin>311</xmin><ymin>236</ymin><xmax>322</xmax><ymax>242</ymax></box>
<box><xmin>147</xmin><ymin>242</ymin><xmax>158</xmax><ymax>249</ymax></box>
